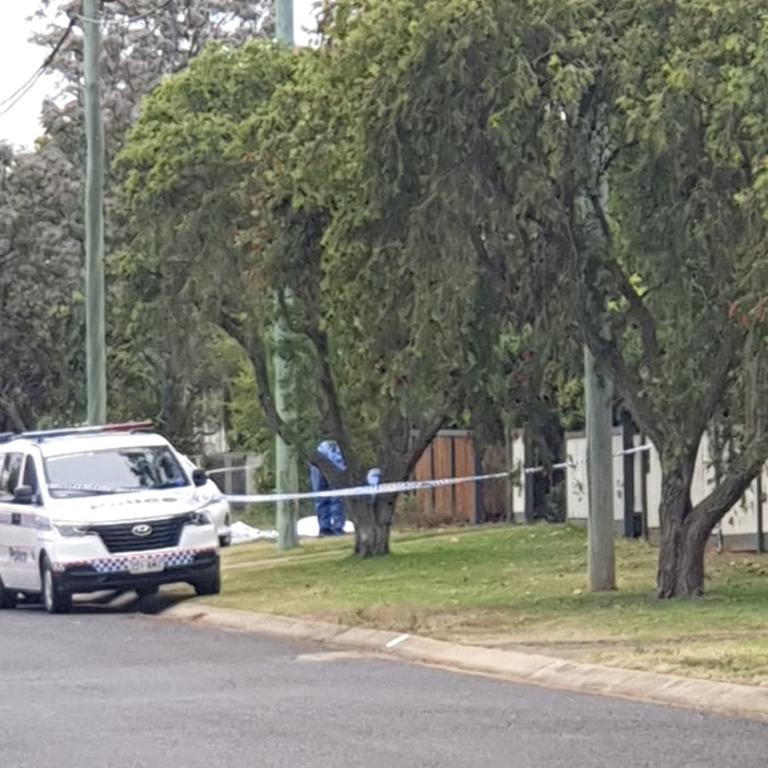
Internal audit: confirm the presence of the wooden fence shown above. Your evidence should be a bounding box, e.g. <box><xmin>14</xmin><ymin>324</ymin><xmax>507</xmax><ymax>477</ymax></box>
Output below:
<box><xmin>410</xmin><ymin>430</ymin><xmax>478</xmax><ymax>525</ymax></box>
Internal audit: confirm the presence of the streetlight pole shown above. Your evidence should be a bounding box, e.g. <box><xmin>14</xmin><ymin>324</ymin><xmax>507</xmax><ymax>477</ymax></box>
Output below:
<box><xmin>274</xmin><ymin>0</ymin><xmax>299</xmax><ymax>550</ymax></box>
<box><xmin>83</xmin><ymin>0</ymin><xmax>107</xmax><ymax>425</ymax></box>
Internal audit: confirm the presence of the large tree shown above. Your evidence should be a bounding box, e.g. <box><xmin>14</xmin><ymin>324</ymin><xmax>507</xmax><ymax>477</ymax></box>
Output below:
<box><xmin>310</xmin><ymin>0</ymin><xmax>768</xmax><ymax>594</ymax></box>
<box><xmin>577</xmin><ymin>0</ymin><xmax>768</xmax><ymax>596</ymax></box>
<box><xmin>116</xmin><ymin>33</ymin><xmax>484</xmax><ymax>556</ymax></box>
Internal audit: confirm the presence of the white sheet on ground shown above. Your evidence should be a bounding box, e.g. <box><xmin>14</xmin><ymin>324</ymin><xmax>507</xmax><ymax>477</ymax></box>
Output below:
<box><xmin>296</xmin><ymin>515</ymin><xmax>355</xmax><ymax>538</ymax></box>
<box><xmin>229</xmin><ymin>517</ymin><xmax>354</xmax><ymax>545</ymax></box>
<box><xmin>229</xmin><ymin>521</ymin><xmax>278</xmax><ymax>545</ymax></box>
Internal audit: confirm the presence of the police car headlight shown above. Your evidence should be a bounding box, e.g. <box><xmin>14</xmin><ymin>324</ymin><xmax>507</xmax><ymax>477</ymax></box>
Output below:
<box><xmin>54</xmin><ymin>523</ymin><xmax>91</xmax><ymax>537</ymax></box>
<box><xmin>185</xmin><ymin>510</ymin><xmax>212</xmax><ymax>526</ymax></box>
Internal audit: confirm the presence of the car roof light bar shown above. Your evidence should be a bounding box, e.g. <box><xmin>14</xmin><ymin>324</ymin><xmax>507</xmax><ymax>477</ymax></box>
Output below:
<box><xmin>0</xmin><ymin>421</ymin><xmax>155</xmax><ymax>444</ymax></box>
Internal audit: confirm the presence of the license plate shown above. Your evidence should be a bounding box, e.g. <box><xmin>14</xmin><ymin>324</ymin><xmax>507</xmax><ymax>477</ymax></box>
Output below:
<box><xmin>128</xmin><ymin>558</ymin><xmax>164</xmax><ymax>574</ymax></box>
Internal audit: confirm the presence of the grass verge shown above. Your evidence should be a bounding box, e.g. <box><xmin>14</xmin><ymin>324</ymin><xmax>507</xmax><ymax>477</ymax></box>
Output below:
<box><xmin>204</xmin><ymin>524</ymin><xmax>768</xmax><ymax>686</ymax></box>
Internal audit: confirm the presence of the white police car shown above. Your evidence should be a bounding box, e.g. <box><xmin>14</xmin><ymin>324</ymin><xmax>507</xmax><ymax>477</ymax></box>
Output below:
<box><xmin>0</xmin><ymin>422</ymin><xmax>221</xmax><ymax>613</ymax></box>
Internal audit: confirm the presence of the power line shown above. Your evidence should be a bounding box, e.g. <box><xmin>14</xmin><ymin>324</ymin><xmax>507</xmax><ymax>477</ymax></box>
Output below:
<box><xmin>0</xmin><ymin>72</ymin><xmax>45</xmax><ymax>116</ymax></box>
<box><xmin>0</xmin><ymin>17</ymin><xmax>76</xmax><ymax>118</ymax></box>
<box><xmin>0</xmin><ymin>63</ymin><xmax>44</xmax><ymax>109</ymax></box>
<box><xmin>0</xmin><ymin>0</ymin><xmax>172</xmax><ymax>121</ymax></box>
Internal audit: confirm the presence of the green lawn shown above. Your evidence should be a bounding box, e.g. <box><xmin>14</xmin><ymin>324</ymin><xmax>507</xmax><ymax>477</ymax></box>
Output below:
<box><xmin>205</xmin><ymin>524</ymin><xmax>768</xmax><ymax>685</ymax></box>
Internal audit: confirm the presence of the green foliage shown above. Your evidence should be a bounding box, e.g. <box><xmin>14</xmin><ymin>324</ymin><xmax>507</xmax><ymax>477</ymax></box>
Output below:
<box><xmin>0</xmin><ymin>142</ymin><xmax>84</xmax><ymax>429</ymax></box>
<box><xmin>316</xmin><ymin>0</ymin><xmax>768</xmax><ymax>469</ymax></box>
<box><xmin>234</xmin><ymin>29</ymin><xmax>482</xmax><ymax>477</ymax></box>
<box><xmin>120</xmin><ymin>41</ymin><xmax>292</xmax><ymax>208</ymax></box>
<box><xmin>602</xmin><ymin>0</ymin><xmax>768</xmax><ymax>465</ymax></box>
<box><xmin>115</xmin><ymin>41</ymin><xmax>303</xmax><ymax>452</ymax></box>
<box><xmin>310</xmin><ymin>0</ymin><xmax>589</xmax><ymax>445</ymax></box>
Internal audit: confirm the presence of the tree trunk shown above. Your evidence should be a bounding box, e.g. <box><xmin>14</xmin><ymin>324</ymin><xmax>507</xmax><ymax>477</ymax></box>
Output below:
<box><xmin>347</xmin><ymin>494</ymin><xmax>396</xmax><ymax>558</ymax></box>
<box><xmin>656</xmin><ymin>459</ymin><xmax>705</xmax><ymax>598</ymax></box>
<box><xmin>0</xmin><ymin>396</ymin><xmax>27</xmax><ymax>432</ymax></box>
<box><xmin>656</xmin><ymin>452</ymin><xmax>763</xmax><ymax>598</ymax></box>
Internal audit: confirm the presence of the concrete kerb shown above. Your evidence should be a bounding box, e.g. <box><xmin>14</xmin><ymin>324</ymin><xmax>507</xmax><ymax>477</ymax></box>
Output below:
<box><xmin>161</xmin><ymin>603</ymin><xmax>768</xmax><ymax>722</ymax></box>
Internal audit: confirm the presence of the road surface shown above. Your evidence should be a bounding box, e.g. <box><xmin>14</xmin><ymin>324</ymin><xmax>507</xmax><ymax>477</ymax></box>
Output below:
<box><xmin>1</xmin><ymin>597</ymin><xmax>766</xmax><ymax>767</ymax></box>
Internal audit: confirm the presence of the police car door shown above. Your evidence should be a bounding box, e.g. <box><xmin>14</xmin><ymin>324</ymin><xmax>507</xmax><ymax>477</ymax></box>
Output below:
<box><xmin>0</xmin><ymin>451</ymin><xmax>29</xmax><ymax>590</ymax></box>
<box><xmin>17</xmin><ymin>453</ymin><xmax>43</xmax><ymax>590</ymax></box>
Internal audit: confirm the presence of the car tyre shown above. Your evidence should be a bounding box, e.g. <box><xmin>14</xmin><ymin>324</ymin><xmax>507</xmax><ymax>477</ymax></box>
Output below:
<box><xmin>136</xmin><ymin>585</ymin><xmax>159</xmax><ymax>599</ymax></box>
<box><xmin>41</xmin><ymin>555</ymin><xmax>72</xmax><ymax>614</ymax></box>
<box><xmin>194</xmin><ymin>567</ymin><xmax>221</xmax><ymax>596</ymax></box>
<box><xmin>0</xmin><ymin>575</ymin><xmax>17</xmax><ymax>609</ymax></box>
<box><xmin>218</xmin><ymin>533</ymin><xmax>232</xmax><ymax>548</ymax></box>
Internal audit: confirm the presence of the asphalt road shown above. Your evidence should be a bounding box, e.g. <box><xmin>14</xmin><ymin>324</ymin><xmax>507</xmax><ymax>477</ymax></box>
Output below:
<box><xmin>1</xmin><ymin>597</ymin><xmax>766</xmax><ymax>768</ymax></box>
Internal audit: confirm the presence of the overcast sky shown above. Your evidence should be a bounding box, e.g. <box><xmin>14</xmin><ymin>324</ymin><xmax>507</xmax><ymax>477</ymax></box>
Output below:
<box><xmin>0</xmin><ymin>1</ymin><xmax>318</xmax><ymax>150</ymax></box>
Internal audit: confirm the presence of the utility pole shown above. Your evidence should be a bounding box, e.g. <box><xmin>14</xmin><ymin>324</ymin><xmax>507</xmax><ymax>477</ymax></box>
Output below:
<box><xmin>276</xmin><ymin>0</ymin><xmax>294</xmax><ymax>44</ymax></box>
<box><xmin>84</xmin><ymin>0</ymin><xmax>107</xmax><ymax>425</ymax></box>
<box><xmin>274</xmin><ymin>0</ymin><xmax>299</xmax><ymax>550</ymax></box>
<box><xmin>584</xmin><ymin>346</ymin><xmax>616</xmax><ymax>591</ymax></box>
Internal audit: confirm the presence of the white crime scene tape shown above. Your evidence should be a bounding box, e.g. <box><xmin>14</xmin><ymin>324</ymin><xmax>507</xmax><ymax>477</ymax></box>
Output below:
<box><xmin>220</xmin><ymin>469</ymin><xmax>516</xmax><ymax>505</ymax></box>
<box><xmin>216</xmin><ymin>443</ymin><xmax>653</xmax><ymax>505</ymax></box>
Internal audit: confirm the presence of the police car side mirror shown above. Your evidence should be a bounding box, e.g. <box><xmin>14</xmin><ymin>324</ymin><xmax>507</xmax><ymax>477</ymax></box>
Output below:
<box><xmin>192</xmin><ymin>469</ymin><xmax>208</xmax><ymax>487</ymax></box>
<box><xmin>13</xmin><ymin>485</ymin><xmax>35</xmax><ymax>504</ymax></box>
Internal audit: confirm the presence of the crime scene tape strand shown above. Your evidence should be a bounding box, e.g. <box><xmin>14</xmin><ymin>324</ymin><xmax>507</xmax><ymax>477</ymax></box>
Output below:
<box><xmin>221</xmin><ymin>469</ymin><xmax>516</xmax><ymax>505</ymax></box>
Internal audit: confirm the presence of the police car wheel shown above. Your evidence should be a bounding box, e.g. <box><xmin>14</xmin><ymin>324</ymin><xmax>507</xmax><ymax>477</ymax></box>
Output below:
<box><xmin>41</xmin><ymin>556</ymin><xmax>72</xmax><ymax>614</ymax></box>
<box><xmin>0</xmin><ymin>576</ymin><xmax>17</xmax><ymax>609</ymax></box>
<box><xmin>194</xmin><ymin>569</ymin><xmax>221</xmax><ymax>596</ymax></box>
<box><xmin>136</xmin><ymin>585</ymin><xmax>159</xmax><ymax>598</ymax></box>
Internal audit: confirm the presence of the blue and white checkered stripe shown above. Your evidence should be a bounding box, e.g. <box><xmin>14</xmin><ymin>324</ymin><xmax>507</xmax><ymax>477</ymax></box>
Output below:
<box><xmin>90</xmin><ymin>551</ymin><xmax>196</xmax><ymax>574</ymax></box>
<box><xmin>56</xmin><ymin>548</ymin><xmax>211</xmax><ymax>574</ymax></box>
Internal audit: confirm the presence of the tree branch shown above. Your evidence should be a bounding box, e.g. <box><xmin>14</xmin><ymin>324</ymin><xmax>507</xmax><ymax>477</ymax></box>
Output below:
<box><xmin>589</xmin><ymin>189</ymin><xmax>660</xmax><ymax>370</ymax></box>
<box><xmin>218</xmin><ymin>310</ymin><xmax>284</xmax><ymax>440</ymax></box>
<box><xmin>304</xmin><ymin>325</ymin><xmax>354</xmax><ymax>468</ymax></box>
<box><xmin>579</xmin><ymin>310</ymin><xmax>664</xmax><ymax>449</ymax></box>
<box><xmin>687</xmin><ymin>328</ymin><xmax>740</xmax><ymax>442</ymax></box>
<box><xmin>604</xmin><ymin>259</ymin><xmax>660</xmax><ymax>370</ymax></box>
<box><xmin>274</xmin><ymin>285</ymin><xmax>353</xmax><ymax>470</ymax></box>
<box><xmin>220</xmin><ymin>308</ymin><xmax>360</xmax><ymax>485</ymax></box>
<box><xmin>691</xmin><ymin>452</ymin><xmax>765</xmax><ymax>536</ymax></box>
<box><xmin>0</xmin><ymin>395</ymin><xmax>26</xmax><ymax>432</ymax></box>
<box><xmin>598</xmin><ymin>140</ymin><xmax>639</xmax><ymax>177</ymax></box>
<box><xmin>557</xmin><ymin>184</ymin><xmax>666</xmax><ymax>449</ymax></box>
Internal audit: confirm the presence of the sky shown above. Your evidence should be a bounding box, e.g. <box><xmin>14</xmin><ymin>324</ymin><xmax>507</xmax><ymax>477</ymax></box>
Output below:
<box><xmin>0</xmin><ymin>1</ymin><xmax>318</xmax><ymax>149</ymax></box>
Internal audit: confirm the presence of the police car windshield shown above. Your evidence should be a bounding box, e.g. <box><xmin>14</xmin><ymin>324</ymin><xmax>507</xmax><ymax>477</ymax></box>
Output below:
<box><xmin>45</xmin><ymin>446</ymin><xmax>189</xmax><ymax>498</ymax></box>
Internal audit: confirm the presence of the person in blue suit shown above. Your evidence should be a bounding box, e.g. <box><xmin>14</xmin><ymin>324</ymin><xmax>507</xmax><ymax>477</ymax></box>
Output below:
<box><xmin>309</xmin><ymin>440</ymin><xmax>347</xmax><ymax>536</ymax></box>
